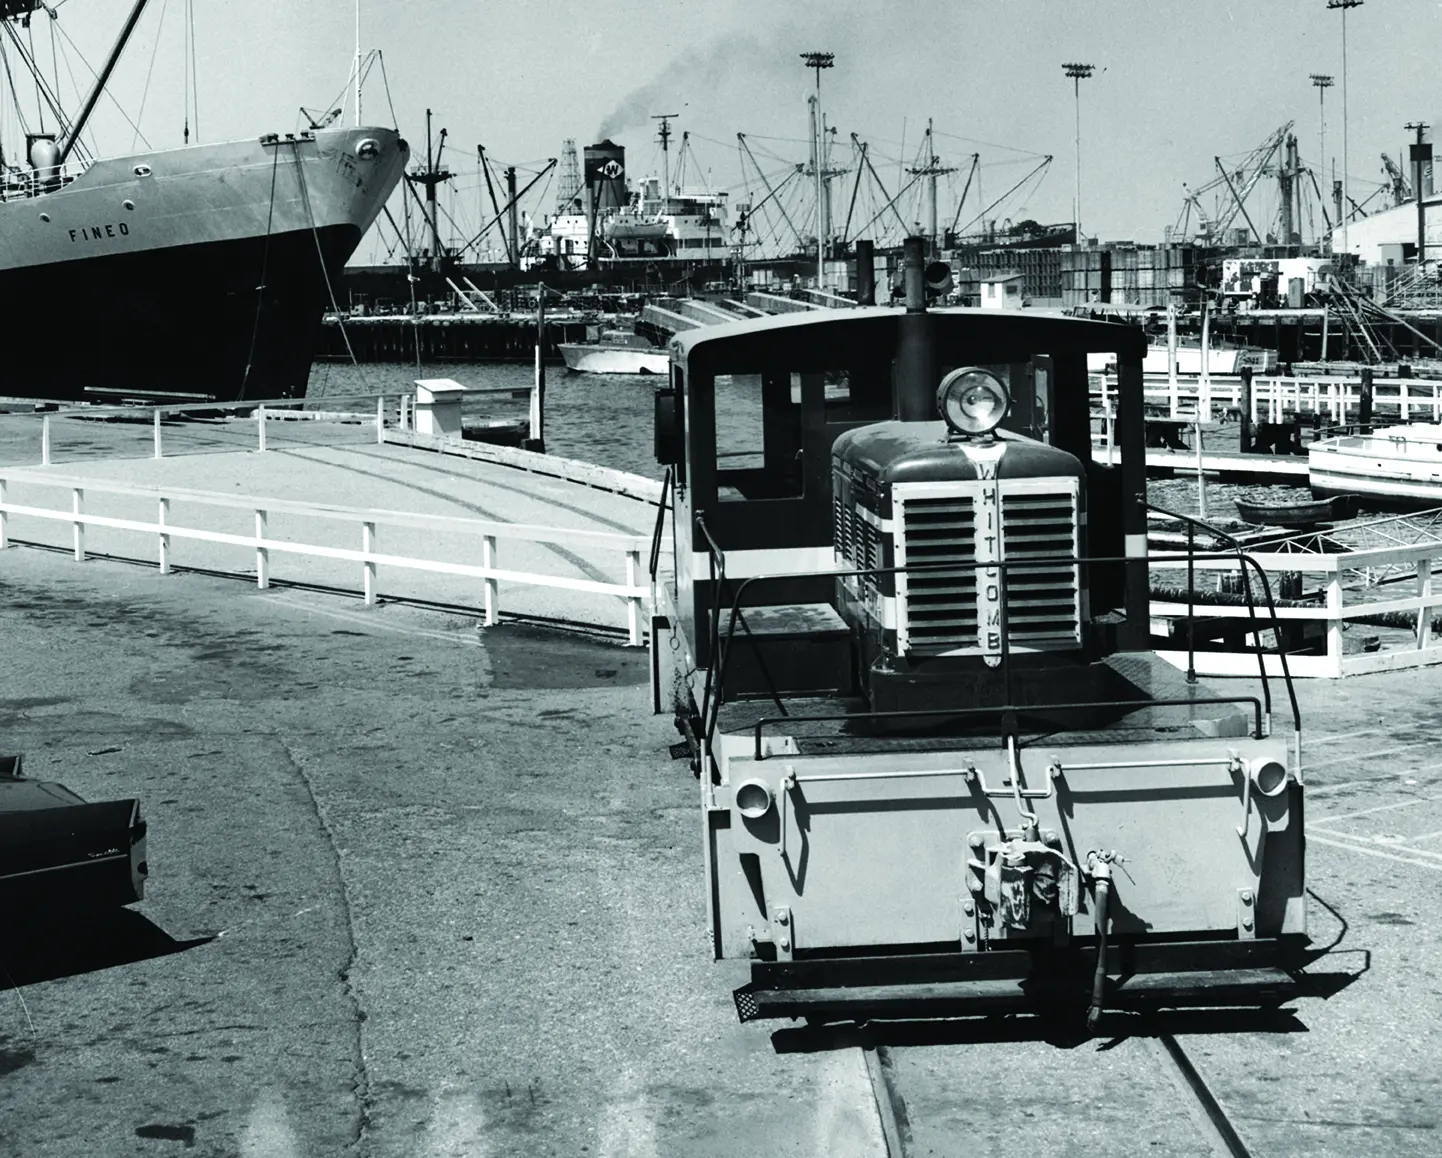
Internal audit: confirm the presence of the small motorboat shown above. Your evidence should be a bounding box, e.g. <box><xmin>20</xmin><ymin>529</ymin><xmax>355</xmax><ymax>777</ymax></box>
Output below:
<box><xmin>1233</xmin><ymin>495</ymin><xmax>1352</xmax><ymax>528</ymax></box>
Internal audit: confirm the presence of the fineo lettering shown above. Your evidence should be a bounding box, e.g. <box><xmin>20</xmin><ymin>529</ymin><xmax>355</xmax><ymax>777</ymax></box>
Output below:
<box><xmin>68</xmin><ymin>223</ymin><xmax>130</xmax><ymax>242</ymax></box>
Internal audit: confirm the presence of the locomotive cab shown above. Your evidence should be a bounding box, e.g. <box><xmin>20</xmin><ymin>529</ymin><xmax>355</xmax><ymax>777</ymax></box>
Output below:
<box><xmin>651</xmin><ymin>239</ymin><xmax>1305</xmax><ymax>1026</ymax></box>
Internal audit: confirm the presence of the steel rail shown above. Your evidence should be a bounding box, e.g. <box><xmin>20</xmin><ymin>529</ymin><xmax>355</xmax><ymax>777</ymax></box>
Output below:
<box><xmin>861</xmin><ymin>1031</ymin><xmax>1255</xmax><ymax>1158</ymax></box>
<box><xmin>1152</xmin><ymin>1034</ymin><xmax>1257</xmax><ymax>1158</ymax></box>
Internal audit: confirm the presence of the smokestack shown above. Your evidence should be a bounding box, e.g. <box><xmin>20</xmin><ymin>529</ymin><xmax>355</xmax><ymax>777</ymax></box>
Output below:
<box><xmin>855</xmin><ymin>239</ymin><xmax>875</xmax><ymax>305</ymax></box>
<box><xmin>583</xmin><ymin>140</ymin><xmax>627</xmax><ymax>213</ymax></box>
<box><xmin>892</xmin><ymin>236</ymin><xmax>936</xmax><ymax>422</ymax></box>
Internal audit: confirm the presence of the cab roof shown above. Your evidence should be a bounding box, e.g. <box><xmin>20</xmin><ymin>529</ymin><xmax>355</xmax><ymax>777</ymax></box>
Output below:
<box><xmin>670</xmin><ymin>304</ymin><xmax>1148</xmax><ymax>369</ymax></box>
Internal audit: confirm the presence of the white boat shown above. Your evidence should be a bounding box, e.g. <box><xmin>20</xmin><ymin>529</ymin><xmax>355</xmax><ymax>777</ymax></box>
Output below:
<box><xmin>558</xmin><ymin>330</ymin><xmax>669</xmax><ymax>375</ymax></box>
<box><xmin>1310</xmin><ymin>423</ymin><xmax>1442</xmax><ymax>505</ymax></box>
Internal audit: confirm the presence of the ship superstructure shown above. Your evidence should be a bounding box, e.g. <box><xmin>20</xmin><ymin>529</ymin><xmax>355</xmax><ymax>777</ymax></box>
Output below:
<box><xmin>522</xmin><ymin>134</ymin><xmax>728</xmax><ymax>271</ymax></box>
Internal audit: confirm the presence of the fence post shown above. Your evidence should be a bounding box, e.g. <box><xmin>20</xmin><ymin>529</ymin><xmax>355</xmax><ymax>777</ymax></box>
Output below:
<box><xmin>482</xmin><ymin>534</ymin><xmax>498</xmax><ymax>626</ymax></box>
<box><xmin>153</xmin><ymin>407</ymin><xmax>163</xmax><ymax>459</ymax></box>
<box><xmin>71</xmin><ymin>487</ymin><xmax>84</xmax><ymax>561</ymax></box>
<box><xmin>1105</xmin><ymin>407</ymin><xmax>1115</xmax><ymax>466</ymax></box>
<box><xmin>0</xmin><ymin>478</ymin><xmax>7</xmax><ymax>549</ymax></box>
<box><xmin>363</xmin><ymin>521</ymin><xmax>377</xmax><ymax>605</ymax></box>
<box><xmin>258</xmin><ymin>405</ymin><xmax>267</xmax><ymax>453</ymax></box>
<box><xmin>376</xmin><ymin>396</ymin><xmax>385</xmax><ymax>445</ymax></box>
<box><xmin>255</xmin><ymin>509</ymin><xmax>269</xmax><ymax>589</ymax></box>
<box><xmin>42</xmin><ymin>414</ymin><xmax>50</xmax><ymax>466</ymax></box>
<box><xmin>1417</xmin><ymin>557</ymin><xmax>1433</xmax><ymax>650</ymax></box>
<box><xmin>1326</xmin><ymin>571</ymin><xmax>1344</xmax><ymax>676</ymax></box>
<box><xmin>625</xmin><ymin>547</ymin><xmax>642</xmax><ymax>646</ymax></box>
<box><xmin>158</xmin><ymin>497</ymin><xmax>170</xmax><ymax>574</ymax></box>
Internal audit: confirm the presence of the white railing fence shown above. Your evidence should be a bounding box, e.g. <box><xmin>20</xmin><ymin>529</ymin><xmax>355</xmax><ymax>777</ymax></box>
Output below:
<box><xmin>0</xmin><ymin>470</ymin><xmax>649</xmax><ymax>645</ymax></box>
<box><xmin>0</xmin><ymin>387</ymin><xmax>536</xmax><ymax>468</ymax></box>
<box><xmin>1093</xmin><ymin>373</ymin><xmax>1442</xmax><ymax>427</ymax></box>
<box><xmin>1150</xmin><ymin>539</ymin><xmax>1442</xmax><ymax>678</ymax></box>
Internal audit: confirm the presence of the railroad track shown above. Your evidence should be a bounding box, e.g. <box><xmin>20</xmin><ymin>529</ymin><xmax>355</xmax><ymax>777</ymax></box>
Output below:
<box><xmin>861</xmin><ymin>1027</ymin><xmax>1255</xmax><ymax>1158</ymax></box>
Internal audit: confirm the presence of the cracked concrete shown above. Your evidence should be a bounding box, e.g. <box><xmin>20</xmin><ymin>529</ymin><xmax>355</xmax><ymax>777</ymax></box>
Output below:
<box><xmin>0</xmin><ymin>546</ymin><xmax>884</xmax><ymax>1157</ymax></box>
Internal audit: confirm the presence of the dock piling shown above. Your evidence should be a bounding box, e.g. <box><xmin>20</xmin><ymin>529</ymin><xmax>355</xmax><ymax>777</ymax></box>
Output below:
<box><xmin>1239</xmin><ymin>368</ymin><xmax>1254</xmax><ymax>453</ymax></box>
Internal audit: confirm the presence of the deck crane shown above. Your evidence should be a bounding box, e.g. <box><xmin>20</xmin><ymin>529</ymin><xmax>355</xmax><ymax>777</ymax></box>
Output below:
<box><xmin>300</xmin><ymin>106</ymin><xmax>343</xmax><ymax>131</ymax></box>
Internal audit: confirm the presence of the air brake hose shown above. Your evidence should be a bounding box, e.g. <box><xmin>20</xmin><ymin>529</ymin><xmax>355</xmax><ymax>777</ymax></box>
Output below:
<box><xmin>1086</xmin><ymin>856</ymin><xmax>1113</xmax><ymax>1032</ymax></box>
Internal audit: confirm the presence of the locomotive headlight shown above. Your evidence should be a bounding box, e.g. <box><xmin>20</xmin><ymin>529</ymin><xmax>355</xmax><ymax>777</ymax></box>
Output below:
<box><xmin>734</xmin><ymin>778</ymin><xmax>774</xmax><ymax>819</ymax></box>
<box><xmin>1250</xmin><ymin>758</ymin><xmax>1290</xmax><ymax>797</ymax></box>
<box><xmin>937</xmin><ymin>367</ymin><xmax>1010</xmax><ymax>436</ymax></box>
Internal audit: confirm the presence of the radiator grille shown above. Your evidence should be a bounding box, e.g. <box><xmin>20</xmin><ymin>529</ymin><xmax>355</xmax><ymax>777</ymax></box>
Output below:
<box><xmin>898</xmin><ymin>482</ymin><xmax>1081</xmax><ymax>654</ymax></box>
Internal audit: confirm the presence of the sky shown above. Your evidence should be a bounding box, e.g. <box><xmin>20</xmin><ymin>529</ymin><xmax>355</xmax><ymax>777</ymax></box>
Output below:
<box><xmin>10</xmin><ymin>0</ymin><xmax>1442</xmax><ymax>261</ymax></box>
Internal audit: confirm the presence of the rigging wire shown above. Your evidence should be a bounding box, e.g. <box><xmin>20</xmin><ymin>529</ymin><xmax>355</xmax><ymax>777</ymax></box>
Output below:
<box><xmin>239</xmin><ymin>144</ymin><xmax>281</xmax><ymax>401</ymax></box>
<box><xmin>26</xmin><ymin>19</ymin><xmax>40</xmax><ymax>132</ymax></box>
<box><xmin>130</xmin><ymin>0</ymin><xmax>166</xmax><ymax>152</ymax></box>
<box><xmin>187</xmin><ymin>0</ymin><xmax>198</xmax><ymax>142</ymax></box>
<box><xmin>47</xmin><ymin>13</ymin><xmax>148</xmax><ymax>158</ymax></box>
<box><xmin>0</xmin><ymin>39</ymin><xmax>28</xmax><ymax>156</ymax></box>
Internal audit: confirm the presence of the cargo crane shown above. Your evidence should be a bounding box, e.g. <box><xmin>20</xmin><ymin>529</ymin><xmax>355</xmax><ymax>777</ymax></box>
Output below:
<box><xmin>1381</xmin><ymin>153</ymin><xmax>1411</xmax><ymax>208</ymax></box>
<box><xmin>1172</xmin><ymin>122</ymin><xmax>1294</xmax><ymax>244</ymax></box>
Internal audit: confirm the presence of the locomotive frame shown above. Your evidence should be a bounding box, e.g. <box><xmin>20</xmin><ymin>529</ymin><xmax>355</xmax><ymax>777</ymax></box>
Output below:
<box><xmin>649</xmin><ymin>240</ymin><xmax>1305</xmax><ymax>1026</ymax></box>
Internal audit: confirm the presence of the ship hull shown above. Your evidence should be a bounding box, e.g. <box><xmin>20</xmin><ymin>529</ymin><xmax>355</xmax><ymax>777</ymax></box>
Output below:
<box><xmin>0</xmin><ymin>126</ymin><xmax>407</xmax><ymax>403</ymax></box>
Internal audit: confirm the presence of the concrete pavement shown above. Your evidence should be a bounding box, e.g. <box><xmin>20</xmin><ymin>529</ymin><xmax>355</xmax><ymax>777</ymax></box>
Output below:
<box><xmin>0</xmin><ymin>550</ymin><xmax>883</xmax><ymax>1158</ymax></box>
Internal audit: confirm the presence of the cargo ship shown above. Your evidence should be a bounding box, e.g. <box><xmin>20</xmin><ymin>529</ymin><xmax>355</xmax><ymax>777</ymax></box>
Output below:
<box><xmin>0</xmin><ymin>0</ymin><xmax>408</xmax><ymax>404</ymax></box>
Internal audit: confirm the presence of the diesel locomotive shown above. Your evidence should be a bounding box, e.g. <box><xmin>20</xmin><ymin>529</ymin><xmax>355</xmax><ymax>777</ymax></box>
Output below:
<box><xmin>650</xmin><ymin>238</ymin><xmax>1305</xmax><ymax>1025</ymax></box>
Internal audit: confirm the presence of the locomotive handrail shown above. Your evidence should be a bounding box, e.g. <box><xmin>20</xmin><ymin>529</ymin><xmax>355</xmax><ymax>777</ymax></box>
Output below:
<box><xmin>1145</xmin><ymin>501</ymin><xmax>1302</xmax><ymax>741</ymax></box>
<box><xmin>706</xmin><ymin>549</ymin><xmax>1299</xmax><ymax>754</ymax></box>
<box><xmin>694</xmin><ymin>515</ymin><xmax>792</xmax><ymax>753</ymax></box>
<box><xmin>647</xmin><ymin>466</ymin><xmax>673</xmax><ymax>583</ymax></box>
<box><xmin>748</xmin><ymin>696</ymin><xmax>1267</xmax><ymax>761</ymax></box>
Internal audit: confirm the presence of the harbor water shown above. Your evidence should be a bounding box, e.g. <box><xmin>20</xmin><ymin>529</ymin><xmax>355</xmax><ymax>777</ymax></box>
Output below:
<box><xmin>305</xmin><ymin>360</ymin><xmax>1313</xmax><ymax>518</ymax></box>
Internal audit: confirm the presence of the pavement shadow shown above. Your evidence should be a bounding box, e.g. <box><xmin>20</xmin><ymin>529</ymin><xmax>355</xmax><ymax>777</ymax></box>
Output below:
<box><xmin>0</xmin><ymin>907</ymin><xmax>211</xmax><ymax>988</ymax></box>
<box><xmin>772</xmin><ymin>1006</ymin><xmax>1308</xmax><ymax>1054</ymax></box>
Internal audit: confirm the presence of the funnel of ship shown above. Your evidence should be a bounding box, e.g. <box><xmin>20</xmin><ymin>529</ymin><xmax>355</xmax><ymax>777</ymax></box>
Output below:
<box><xmin>583</xmin><ymin>140</ymin><xmax>627</xmax><ymax>215</ymax></box>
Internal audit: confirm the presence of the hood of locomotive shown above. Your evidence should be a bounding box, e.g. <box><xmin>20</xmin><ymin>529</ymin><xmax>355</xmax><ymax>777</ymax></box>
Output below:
<box><xmin>832</xmin><ymin>419</ymin><xmax>1089</xmax><ymax>675</ymax></box>
<box><xmin>832</xmin><ymin>419</ymin><xmax>1085</xmax><ymax>488</ymax></box>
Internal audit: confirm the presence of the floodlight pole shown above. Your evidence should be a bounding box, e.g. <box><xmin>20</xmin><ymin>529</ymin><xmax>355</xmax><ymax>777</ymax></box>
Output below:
<box><xmin>1310</xmin><ymin>73</ymin><xmax>1333</xmax><ymax>243</ymax></box>
<box><xmin>1327</xmin><ymin>0</ymin><xmax>1363</xmax><ymax>259</ymax></box>
<box><xmin>801</xmin><ymin>51</ymin><xmax>834</xmax><ymax>287</ymax></box>
<box><xmin>1063</xmin><ymin>63</ymin><xmax>1094</xmax><ymax>242</ymax></box>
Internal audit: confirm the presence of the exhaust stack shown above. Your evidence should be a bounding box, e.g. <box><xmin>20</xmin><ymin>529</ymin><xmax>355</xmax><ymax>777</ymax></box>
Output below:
<box><xmin>893</xmin><ymin>235</ymin><xmax>937</xmax><ymax>421</ymax></box>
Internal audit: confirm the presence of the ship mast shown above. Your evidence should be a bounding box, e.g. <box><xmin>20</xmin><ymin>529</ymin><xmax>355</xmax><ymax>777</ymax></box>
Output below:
<box><xmin>57</xmin><ymin>0</ymin><xmax>149</xmax><ymax>166</ymax></box>
<box><xmin>651</xmin><ymin>113</ymin><xmax>677</xmax><ymax>211</ymax></box>
<box><xmin>406</xmin><ymin>110</ymin><xmax>451</xmax><ymax>273</ymax></box>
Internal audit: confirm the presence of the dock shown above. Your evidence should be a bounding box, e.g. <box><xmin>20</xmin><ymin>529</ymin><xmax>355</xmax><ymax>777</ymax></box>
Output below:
<box><xmin>1</xmin><ymin>394</ymin><xmax>1441</xmax><ymax>1155</ymax></box>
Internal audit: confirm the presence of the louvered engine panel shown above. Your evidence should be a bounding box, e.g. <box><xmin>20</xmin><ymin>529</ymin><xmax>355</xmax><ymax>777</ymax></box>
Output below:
<box><xmin>895</xmin><ymin>479</ymin><xmax>1082</xmax><ymax>655</ymax></box>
